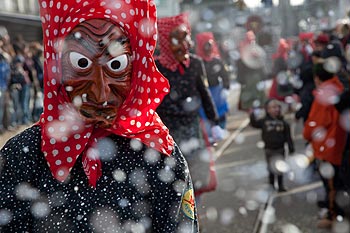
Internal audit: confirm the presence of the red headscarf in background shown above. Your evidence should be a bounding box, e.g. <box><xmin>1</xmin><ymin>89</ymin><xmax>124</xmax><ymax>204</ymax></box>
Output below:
<box><xmin>195</xmin><ymin>31</ymin><xmax>221</xmax><ymax>61</ymax></box>
<box><xmin>272</xmin><ymin>38</ymin><xmax>290</xmax><ymax>60</ymax></box>
<box><xmin>299</xmin><ymin>32</ymin><xmax>314</xmax><ymax>62</ymax></box>
<box><xmin>156</xmin><ymin>12</ymin><xmax>191</xmax><ymax>72</ymax></box>
<box><xmin>38</xmin><ymin>0</ymin><xmax>174</xmax><ymax>187</ymax></box>
<box><xmin>299</xmin><ymin>32</ymin><xmax>314</xmax><ymax>42</ymax></box>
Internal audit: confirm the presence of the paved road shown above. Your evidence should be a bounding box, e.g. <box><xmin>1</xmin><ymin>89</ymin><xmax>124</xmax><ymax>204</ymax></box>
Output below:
<box><xmin>198</xmin><ymin>110</ymin><xmax>350</xmax><ymax>233</ymax></box>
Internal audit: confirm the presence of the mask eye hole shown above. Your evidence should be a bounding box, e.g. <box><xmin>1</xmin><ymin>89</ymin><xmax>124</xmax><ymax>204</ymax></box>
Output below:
<box><xmin>107</xmin><ymin>54</ymin><xmax>129</xmax><ymax>73</ymax></box>
<box><xmin>69</xmin><ymin>52</ymin><xmax>92</xmax><ymax>70</ymax></box>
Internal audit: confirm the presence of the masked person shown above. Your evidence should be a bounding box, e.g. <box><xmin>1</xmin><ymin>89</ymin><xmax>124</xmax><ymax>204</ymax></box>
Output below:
<box><xmin>195</xmin><ymin>32</ymin><xmax>231</xmax><ymax>132</ymax></box>
<box><xmin>236</xmin><ymin>30</ymin><xmax>268</xmax><ymax>111</ymax></box>
<box><xmin>0</xmin><ymin>1</ymin><xmax>198</xmax><ymax>232</ymax></box>
<box><xmin>155</xmin><ymin>13</ymin><xmax>223</xmax><ymax>199</ymax></box>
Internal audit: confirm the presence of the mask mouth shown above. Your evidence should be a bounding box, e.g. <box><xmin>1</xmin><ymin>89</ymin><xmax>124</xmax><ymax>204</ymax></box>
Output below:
<box><xmin>79</xmin><ymin>104</ymin><xmax>118</xmax><ymax>127</ymax></box>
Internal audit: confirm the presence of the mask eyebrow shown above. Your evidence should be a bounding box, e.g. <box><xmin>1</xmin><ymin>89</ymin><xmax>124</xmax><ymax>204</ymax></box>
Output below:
<box><xmin>65</xmin><ymin>33</ymin><xmax>98</xmax><ymax>55</ymax></box>
<box><xmin>65</xmin><ymin>34</ymin><xmax>130</xmax><ymax>57</ymax></box>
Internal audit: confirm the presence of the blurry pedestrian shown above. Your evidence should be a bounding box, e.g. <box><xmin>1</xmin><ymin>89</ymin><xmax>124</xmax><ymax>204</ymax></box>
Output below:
<box><xmin>298</xmin><ymin>32</ymin><xmax>314</xmax><ymax>64</ymax></box>
<box><xmin>195</xmin><ymin>31</ymin><xmax>231</xmax><ymax>130</ymax></box>
<box><xmin>156</xmin><ymin>13</ymin><xmax>224</xmax><ymax>199</ymax></box>
<box><xmin>250</xmin><ymin>98</ymin><xmax>295</xmax><ymax>192</ymax></box>
<box><xmin>0</xmin><ymin>26</ymin><xmax>13</xmax><ymax>131</ymax></box>
<box><xmin>314</xmin><ymin>32</ymin><xmax>349</xmax><ymax>90</ymax></box>
<box><xmin>236</xmin><ymin>30</ymin><xmax>268</xmax><ymax>111</ymax></box>
<box><xmin>0</xmin><ymin>1</ymin><xmax>198</xmax><ymax>232</ymax></box>
<box><xmin>8</xmin><ymin>56</ymin><xmax>25</xmax><ymax>127</ymax></box>
<box><xmin>29</xmin><ymin>41</ymin><xmax>44</xmax><ymax>122</ymax></box>
<box><xmin>12</xmin><ymin>39</ymin><xmax>32</xmax><ymax>125</ymax></box>
<box><xmin>303</xmin><ymin>61</ymin><xmax>347</xmax><ymax>228</ymax></box>
<box><xmin>294</xmin><ymin>49</ymin><xmax>319</xmax><ymax>123</ymax></box>
<box><xmin>268</xmin><ymin>39</ymin><xmax>295</xmax><ymax>105</ymax></box>
<box><xmin>0</xmin><ymin>27</ymin><xmax>11</xmax><ymax>133</ymax></box>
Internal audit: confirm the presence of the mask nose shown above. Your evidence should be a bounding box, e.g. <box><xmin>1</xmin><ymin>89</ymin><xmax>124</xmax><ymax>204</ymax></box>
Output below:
<box><xmin>93</xmin><ymin>66</ymin><xmax>110</xmax><ymax>103</ymax></box>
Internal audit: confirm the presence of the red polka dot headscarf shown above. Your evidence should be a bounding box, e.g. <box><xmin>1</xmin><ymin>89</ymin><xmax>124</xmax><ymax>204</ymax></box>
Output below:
<box><xmin>195</xmin><ymin>32</ymin><xmax>221</xmax><ymax>62</ymax></box>
<box><xmin>38</xmin><ymin>0</ymin><xmax>174</xmax><ymax>187</ymax></box>
<box><xmin>156</xmin><ymin>12</ymin><xmax>191</xmax><ymax>72</ymax></box>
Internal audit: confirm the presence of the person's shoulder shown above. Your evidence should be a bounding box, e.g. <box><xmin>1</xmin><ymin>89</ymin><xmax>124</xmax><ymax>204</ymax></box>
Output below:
<box><xmin>0</xmin><ymin>125</ymin><xmax>42</xmax><ymax>174</ymax></box>
<box><xmin>1</xmin><ymin>125</ymin><xmax>41</xmax><ymax>154</ymax></box>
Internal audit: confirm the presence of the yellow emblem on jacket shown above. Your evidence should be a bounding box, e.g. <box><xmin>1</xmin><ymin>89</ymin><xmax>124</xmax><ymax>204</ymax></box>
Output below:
<box><xmin>181</xmin><ymin>189</ymin><xmax>195</xmax><ymax>220</ymax></box>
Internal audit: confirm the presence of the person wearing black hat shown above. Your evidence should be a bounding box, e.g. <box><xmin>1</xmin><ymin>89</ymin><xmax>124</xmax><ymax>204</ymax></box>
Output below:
<box><xmin>314</xmin><ymin>32</ymin><xmax>349</xmax><ymax>90</ymax></box>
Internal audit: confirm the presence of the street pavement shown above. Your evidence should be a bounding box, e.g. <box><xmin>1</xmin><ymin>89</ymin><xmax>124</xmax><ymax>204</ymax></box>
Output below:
<box><xmin>198</xmin><ymin>109</ymin><xmax>350</xmax><ymax>233</ymax></box>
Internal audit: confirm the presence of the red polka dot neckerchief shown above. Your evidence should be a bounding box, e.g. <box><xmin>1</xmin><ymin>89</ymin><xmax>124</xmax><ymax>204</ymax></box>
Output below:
<box><xmin>37</xmin><ymin>0</ymin><xmax>174</xmax><ymax>187</ymax></box>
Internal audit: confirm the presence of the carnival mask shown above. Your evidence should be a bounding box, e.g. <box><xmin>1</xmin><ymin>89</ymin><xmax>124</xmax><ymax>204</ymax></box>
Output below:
<box><xmin>61</xmin><ymin>19</ymin><xmax>132</xmax><ymax>128</ymax></box>
<box><xmin>169</xmin><ymin>24</ymin><xmax>192</xmax><ymax>63</ymax></box>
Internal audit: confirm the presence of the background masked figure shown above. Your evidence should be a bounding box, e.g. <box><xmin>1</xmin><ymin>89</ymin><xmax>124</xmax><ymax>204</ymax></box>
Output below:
<box><xmin>155</xmin><ymin>13</ymin><xmax>223</xmax><ymax>199</ymax></box>
<box><xmin>236</xmin><ymin>30</ymin><xmax>268</xmax><ymax>111</ymax></box>
<box><xmin>195</xmin><ymin>32</ymin><xmax>231</xmax><ymax>137</ymax></box>
<box><xmin>0</xmin><ymin>1</ymin><xmax>198</xmax><ymax>232</ymax></box>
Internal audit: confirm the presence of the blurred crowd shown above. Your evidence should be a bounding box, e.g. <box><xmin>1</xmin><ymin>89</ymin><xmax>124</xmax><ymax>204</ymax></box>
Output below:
<box><xmin>0</xmin><ymin>26</ymin><xmax>43</xmax><ymax>134</ymax></box>
<box><xmin>237</xmin><ymin>18</ymin><xmax>350</xmax><ymax>228</ymax></box>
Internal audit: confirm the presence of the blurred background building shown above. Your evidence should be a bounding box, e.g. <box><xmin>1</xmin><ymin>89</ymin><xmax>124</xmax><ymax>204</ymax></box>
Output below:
<box><xmin>178</xmin><ymin>0</ymin><xmax>350</xmax><ymax>72</ymax></box>
<box><xmin>0</xmin><ymin>0</ymin><xmax>41</xmax><ymax>41</ymax></box>
<box><xmin>0</xmin><ymin>0</ymin><xmax>349</xmax><ymax>43</ymax></box>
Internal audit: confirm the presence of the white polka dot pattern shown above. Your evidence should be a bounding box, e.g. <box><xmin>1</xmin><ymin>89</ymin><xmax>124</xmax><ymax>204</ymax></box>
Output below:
<box><xmin>38</xmin><ymin>0</ymin><xmax>174</xmax><ymax>187</ymax></box>
<box><xmin>0</xmin><ymin>126</ymin><xmax>198</xmax><ymax>231</ymax></box>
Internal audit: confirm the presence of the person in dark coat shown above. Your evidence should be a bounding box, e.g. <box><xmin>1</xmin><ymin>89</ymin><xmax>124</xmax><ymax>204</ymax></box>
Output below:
<box><xmin>0</xmin><ymin>1</ymin><xmax>198</xmax><ymax>232</ymax></box>
<box><xmin>250</xmin><ymin>98</ymin><xmax>295</xmax><ymax>192</ymax></box>
<box><xmin>294</xmin><ymin>50</ymin><xmax>319</xmax><ymax>123</ymax></box>
<box><xmin>155</xmin><ymin>13</ymin><xmax>224</xmax><ymax>198</ymax></box>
